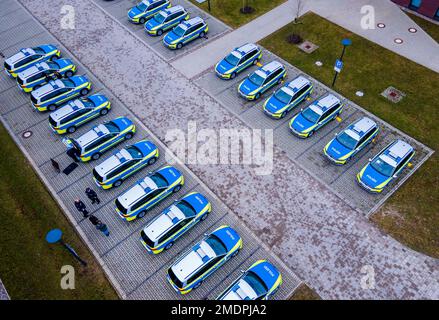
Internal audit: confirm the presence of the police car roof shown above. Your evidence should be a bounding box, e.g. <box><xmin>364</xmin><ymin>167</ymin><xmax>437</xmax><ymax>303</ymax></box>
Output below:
<box><xmin>34</xmin><ymin>79</ymin><xmax>64</xmax><ymax>97</ymax></box>
<box><xmin>317</xmin><ymin>94</ymin><xmax>340</xmax><ymax>108</ymax></box>
<box><xmin>171</xmin><ymin>241</ymin><xmax>216</xmax><ymax>281</ymax></box>
<box><xmin>50</xmin><ymin>99</ymin><xmax>85</xmax><ymax>120</ymax></box>
<box><xmin>164</xmin><ymin>5</ymin><xmax>184</xmax><ymax>15</ymax></box>
<box><xmin>387</xmin><ymin>140</ymin><xmax>413</xmax><ymax>159</ymax></box>
<box><xmin>95</xmin><ymin>149</ymin><xmax>132</xmax><ymax>175</ymax></box>
<box><xmin>118</xmin><ymin>176</ymin><xmax>157</xmax><ymax>208</ymax></box>
<box><xmin>351</xmin><ymin>117</ymin><xmax>376</xmax><ymax>134</ymax></box>
<box><xmin>182</xmin><ymin>17</ymin><xmax>204</xmax><ymax>28</ymax></box>
<box><xmin>76</xmin><ymin>124</ymin><xmax>108</xmax><ymax>147</ymax></box>
<box><xmin>236</xmin><ymin>43</ymin><xmax>258</xmax><ymax>55</ymax></box>
<box><xmin>287</xmin><ymin>75</ymin><xmax>310</xmax><ymax>90</ymax></box>
<box><xmin>262</xmin><ymin>61</ymin><xmax>282</xmax><ymax>73</ymax></box>
<box><xmin>143</xmin><ymin>204</ymin><xmax>186</xmax><ymax>242</ymax></box>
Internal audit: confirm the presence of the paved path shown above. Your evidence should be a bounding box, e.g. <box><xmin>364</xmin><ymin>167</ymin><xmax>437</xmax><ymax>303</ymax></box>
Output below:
<box><xmin>0</xmin><ymin>279</ymin><xmax>10</xmax><ymax>300</ymax></box>
<box><xmin>12</xmin><ymin>0</ymin><xmax>439</xmax><ymax>299</ymax></box>
<box><xmin>172</xmin><ymin>0</ymin><xmax>439</xmax><ymax>78</ymax></box>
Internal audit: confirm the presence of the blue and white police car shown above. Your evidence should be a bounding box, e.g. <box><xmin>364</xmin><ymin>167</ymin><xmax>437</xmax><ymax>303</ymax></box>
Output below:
<box><xmin>215</xmin><ymin>43</ymin><xmax>262</xmax><ymax>79</ymax></box>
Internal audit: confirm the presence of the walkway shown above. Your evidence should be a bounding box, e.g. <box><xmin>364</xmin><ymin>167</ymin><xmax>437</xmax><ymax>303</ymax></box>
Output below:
<box><xmin>0</xmin><ymin>279</ymin><xmax>10</xmax><ymax>300</ymax></box>
<box><xmin>172</xmin><ymin>0</ymin><xmax>439</xmax><ymax>78</ymax></box>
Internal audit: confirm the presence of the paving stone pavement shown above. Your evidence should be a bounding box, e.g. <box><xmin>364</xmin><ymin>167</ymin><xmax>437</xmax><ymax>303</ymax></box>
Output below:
<box><xmin>6</xmin><ymin>0</ymin><xmax>439</xmax><ymax>299</ymax></box>
<box><xmin>0</xmin><ymin>279</ymin><xmax>10</xmax><ymax>300</ymax></box>
<box><xmin>0</xmin><ymin>0</ymin><xmax>301</xmax><ymax>300</ymax></box>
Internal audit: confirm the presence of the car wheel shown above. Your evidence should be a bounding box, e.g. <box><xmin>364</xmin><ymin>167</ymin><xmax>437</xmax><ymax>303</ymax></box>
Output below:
<box><xmin>193</xmin><ymin>281</ymin><xmax>203</xmax><ymax>290</ymax></box>
<box><xmin>157</xmin><ymin>29</ymin><xmax>163</xmax><ymax>36</ymax></box>
<box><xmin>199</xmin><ymin>31</ymin><xmax>205</xmax><ymax>38</ymax></box>
<box><xmin>124</xmin><ymin>132</ymin><xmax>133</xmax><ymax>140</ymax></box>
<box><xmin>147</xmin><ymin>157</ymin><xmax>157</xmax><ymax>165</ymax></box>
<box><xmin>80</xmin><ymin>88</ymin><xmax>89</xmax><ymax>96</ymax></box>
<box><xmin>113</xmin><ymin>180</ymin><xmax>123</xmax><ymax>188</ymax></box>
<box><xmin>255</xmin><ymin>93</ymin><xmax>261</xmax><ymax>100</ymax></box>
<box><xmin>164</xmin><ymin>242</ymin><xmax>174</xmax><ymax>250</ymax></box>
<box><xmin>139</xmin><ymin>18</ymin><xmax>146</xmax><ymax>24</ymax></box>
<box><xmin>230</xmin><ymin>72</ymin><xmax>236</xmax><ymax>79</ymax></box>
<box><xmin>100</xmin><ymin>108</ymin><xmax>109</xmax><ymax>116</ymax></box>
<box><xmin>48</xmin><ymin>104</ymin><xmax>57</xmax><ymax>111</ymax></box>
<box><xmin>176</xmin><ymin>43</ymin><xmax>183</xmax><ymax>49</ymax></box>
<box><xmin>200</xmin><ymin>213</ymin><xmax>208</xmax><ymax>221</ymax></box>
<box><xmin>172</xmin><ymin>185</ymin><xmax>182</xmax><ymax>193</ymax></box>
<box><xmin>231</xmin><ymin>249</ymin><xmax>240</xmax><ymax>258</ymax></box>
<box><xmin>65</xmin><ymin>70</ymin><xmax>74</xmax><ymax>78</ymax></box>
<box><xmin>92</xmin><ymin>153</ymin><xmax>101</xmax><ymax>160</ymax></box>
<box><xmin>137</xmin><ymin>210</ymin><xmax>147</xmax><ymax>219</ymax></box>
<box><xmin>67</xmin><ymin>126</ymin><xmax>76</xmax><ymax>134</ymax></box>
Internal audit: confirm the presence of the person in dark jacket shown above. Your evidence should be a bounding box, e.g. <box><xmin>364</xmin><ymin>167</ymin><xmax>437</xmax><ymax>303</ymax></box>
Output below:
<box><xmin>74</xmin><ymin>199</ymin><xmax>89</xmax><ymax>218</ymax></box>
<box><xmin>88</xmin><ymin>214</ymin><xmax>100</xmax><ymax>226</ymax></box>
<box><xmin>85</xmin><ymin>187</ymin><xmax>100</xmax><ymax>204</ymax></box>
<box><xmin>67</xmin><ymin>147</ymin><xmax>80</xmax><ymax>162</ymax></box>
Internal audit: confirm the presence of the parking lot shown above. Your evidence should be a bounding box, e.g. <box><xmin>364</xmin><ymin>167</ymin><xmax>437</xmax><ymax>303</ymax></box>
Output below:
<box><xmin>0</xmin><ymin>0</ymin><xmax>301</xmax><ymax>300</ymax></box>
<box><xmin>92</xmin><ymin>0</ymin><xmax>231</xmax><ymax>62</ymax></box>
<box><xmin>193</xmin><ymin>49</ymin><xmax>433</xmax><ymax>216</ymax></box>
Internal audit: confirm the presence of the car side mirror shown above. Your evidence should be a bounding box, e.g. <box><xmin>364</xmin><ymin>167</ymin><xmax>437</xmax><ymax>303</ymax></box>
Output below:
<box><xmin>393</xmin><ymin>174</ymin><xmax>398</xmax><ymax>179</ymax></box>
<box><xmin>300</xmin><ymin>108</ymin><xmax>303</xmax><ymax>111</ymax></box>
<box><xmin>368</xmin><ymin>158</ymin><xmax>372</xmax><ymax>162</ymax></box>
<box><xmin>204</xmin><ymin>233</ymin><xmax>208</xmax><ymax>237</ymax></box>
<box><xmin>240</xmin><ymin>270</ymin><xmax>245</xmax><ymax>274</ymax></box>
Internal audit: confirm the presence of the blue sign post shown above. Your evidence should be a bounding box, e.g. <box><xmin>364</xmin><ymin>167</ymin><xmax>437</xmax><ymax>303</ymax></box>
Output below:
<box><xmin>332</xmin><ymin>38</ymin><xmax>351</xmax><ymax>88</ymax></box>
<box><xmin>46</xmin><ymin>229</ymin><xmax>87</xmax><ymax>267</ymax></box>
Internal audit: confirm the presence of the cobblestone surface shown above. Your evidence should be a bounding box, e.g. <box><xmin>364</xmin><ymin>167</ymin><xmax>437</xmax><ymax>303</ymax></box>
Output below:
<box><xmin>7</xmin><ymin>0</ymin><xmax>439</xmax><ymax>299</ymax></box>
<box><xmin>0</xmin><ymin>279</ymin><xmax>10</xmax><ymax>300</ymax></box>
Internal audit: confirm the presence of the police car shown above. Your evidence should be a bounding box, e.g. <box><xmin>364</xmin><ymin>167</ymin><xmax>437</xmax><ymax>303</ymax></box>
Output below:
<box><xmin>128</xmin><ymin>0</ymin><xmax>170</xmax><ymax>24</ymax></box>
<box><xmin>115</xmin><ymin>166</ymin><xmax>184</xmax><ymax>221</ymax></box>
<box><xmin>4</xmin><ymin>44</ymin><xmax>61</xmax><ymax>78</ymax></box>
<box><xmin>49</xmin><ymin>94</ymin><xmax>111</xmax><ymax>134</ymax></box>
<box><xmin>167</xmin><ymin>225</ymin><xmax>242</xmax><ymax>294</ymax></box>
<box><xmin>93</xmin><ymin>139</ymin><xmax>159</xmax><ymax>189</ymax></box>
<box><xmin>357</xmin><ymin>139</ymin><xmax>415</xmax><ymax>193</ymax></box>
<box><xmin>140</xmin><ymin>192</ymin><xmax>211</xmax><ymax>254</ymax></box>
<box><xmin>163</xmin><ymin>17</ymin><xmax>208</xmax><ymax>50</ymax></box>
<box><xmin>145</xmin><ymin>5</ymin><xmax>188</xmax><ymax>36</ymax></box>
<box><xmin>16</xmin><ymin>58</ymin><xmax>76</xmax><ymax>93</ymax></box>
<box><xmin>62</xmin><ymin>117</ymin><xmax>136</xmax><ymax>162</ymax></box>
<box><xmin>263</xmin><ymin>75</ymin><xmax>313</xmax><ymax>119</ymax></box>
<box><xmin>215</xmin><ymin>43</ymin><xmax>262</xmax><ymax>80</ymax></box>
<box><xmin>289</xmin><ymin>94</ymin><xmax>343</xmax><ymax>138</ymax></box>
<box><xmin>324</xmin><ymin>117</ymin><xmax>379</xmax><ymax>165</ymax></box>
<box><xmin>216</xmin><ymin>260</ymin><xmax>282</xmax><ymax>300</ymax></box>
<box><xmin>238</xmin><ymin>61</ymin><xmax>286</xmax><ymax>101</ymax></box>
<box><xmin>30</xmin><ymin>75</ymin><xmax>92</xmax><ymax>112</ymax></box>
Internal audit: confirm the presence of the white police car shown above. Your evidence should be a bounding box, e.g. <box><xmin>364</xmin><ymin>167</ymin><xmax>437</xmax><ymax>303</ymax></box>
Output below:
<box><xmin>215</xmin><ymin>43</ymin><xmax>262</xmax><ymax>79</ymax></box>
<box><xmin>145</xmin><ymin>5</ymin><xmax>189</xmax><ymax>36</ymax></box>
<box><xmin>163</xmin><ymin>17</ymin><xmax>208</xmax><ymax>49</ymax></box>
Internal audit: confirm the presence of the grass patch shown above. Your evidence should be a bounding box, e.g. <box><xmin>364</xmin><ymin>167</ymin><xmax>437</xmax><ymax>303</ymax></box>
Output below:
<box><xmin>407</xmin><ymin>12</ymin><xmax>439</xmax><ymax>43</ymax></box>
<box><xmin>189</xmin><ymin>0</ymin><xmax>286</xmax><ymax>28</ymax></box>
<box><xmin>0</xmin><ymin>123</ymin><xmax>118</xmax><ymax>300</ymax></box>
<box><xmin>260</xmin><ymin>12</ymin><xmax>439</xmax><ymax>258</ymax></box>
<box><xmin>289</xmin><ymin>284</ymin><xmax>321</xmax><ymax>300</ymax></box>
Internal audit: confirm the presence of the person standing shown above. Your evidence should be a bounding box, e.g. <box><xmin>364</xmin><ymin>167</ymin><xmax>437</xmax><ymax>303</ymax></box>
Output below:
<box><xmin>96</xmin><ymin>222</ymin><xmax>110</xmax><ymax>237</ymax></box>
<box><xmin>88</xmin><ymin>214</ymin><xmax>100</xmax><ymax>226</ymax></box>
<box><xmin>67</xmin><ymin>147</ymin><xmax>80</xmax><ymax>163</ymax></box>
<box><xmin>74</xmin><ymin>199</ymin><xmax>89</xmax><ymax>218</ymax></box>
<box><xmin>85</xmin><ymin>187</ymin><xmax>100</xmax><ymax>204</ymax></box>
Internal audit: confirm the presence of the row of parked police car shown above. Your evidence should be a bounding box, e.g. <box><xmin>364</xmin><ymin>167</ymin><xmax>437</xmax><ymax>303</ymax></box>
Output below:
<box><xmin>3</xmin><ymin>44</ymin><xmax>283</xmax><ymax>299</ymax></box>
<box><xmin>214</xmin><ymin>43</ymin><xmax>416</xmax><ymax>194</ymax></box>
<box><xmin>127</xmin><ymin>0</ymin><xmax>209</xmax><ymax>50</ymax></box>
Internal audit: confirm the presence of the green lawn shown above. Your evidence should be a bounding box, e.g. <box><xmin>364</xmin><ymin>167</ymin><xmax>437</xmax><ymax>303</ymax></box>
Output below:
<box><xmin>189</xmin><ymin>0</ymin><xmax>286</xmax><ymax>28</ymax></box>
<box><xmin>260</xmin><ymin>13</ymin><xmax>439</xmax><ymax>258</ymax></box>
<box><xmin>289</xmin><ymin>284</ymin><xmax>321</xmax><ymax>300</ymax></box>
<box><xmin>0</xmin><ymin>123</ymin><xmax>118</xmax><ymax>299</ymax></box>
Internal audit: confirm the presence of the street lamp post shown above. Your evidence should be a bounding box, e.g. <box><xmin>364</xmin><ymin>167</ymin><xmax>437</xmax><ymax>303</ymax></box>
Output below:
<box><xmin>331</xmin><ymin>38</ymin><xmax>352</xmax><ymax>88</ymax></box>
<box><xmin>46</xmin><ymin>229</ymin><xmax>87</xmax><ymax>267</ymax></box>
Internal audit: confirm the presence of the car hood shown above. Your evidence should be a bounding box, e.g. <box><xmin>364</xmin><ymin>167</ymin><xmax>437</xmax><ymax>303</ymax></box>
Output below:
<box><xmin>250</xmin><ymin>261</ymin><xmax>280</xmax><ymax>290</ymax></box>
<box><xmin>239</xmin><ymin>78</ymin><xmax>259</xmax><ymax>95</ymax></box>
<box><xmin>156</xmin><ymin>166</ymin><xmax>182</xmax><ymax>185</ymax></box>
<box><xmin>128</xmin><ymin>6</ymin><xmax>143</xmax><ymax>18</ymax></box>
<box><xmin>361</xmin><ymin>165</ymin><xmax>389</xmax><ymax>188</ymax></box>
<box><xmin>326</xmin><ymin>138</ymin><xmax>352</xmax><ymax>160</ymax></box>
<box><xmin>215</xmin><ymin>59</ymin><xmax>234</xmax><ymax>74</ymax></box>
<box><xmin>55</xmin><ymin>58</ymin><xmax>73</xmax><ymax>69</ymax></box>
<box><xmin>145</xmin><ymin>18</ymin><xmax>160</xmax><ymax>30</ymax></box>
<box><xmin>264</xmin><ymin>95</ymin><xmax>286</xmax><ymax>113</ymax></box>
<box><xmin>211</xmin><ymin>226</ymin><xmax>241</xmax><ymax>252</ymax></box>
<box><xmin>182</xmin><ymin>192</ymin><xmax>209</xmax><ymax>214</ymax></box>
<box><xmin>5</xmin><ymin>51</ymin><xmax>27</xmax><ymax>66</ymax></box>
<box><xmin>87</xmin><ymin>94</ymin><xmax>108</xmax><ymax>106</ymax></box>
<box><xmin>291</xmin><ymin>113</ymin><xmax>315</xmax><ymax>132</ymax></box>
<box><xmin>134</xmin><ymin>140</ymin><xmax>157</xmax><ymax>156</ymax></box>
<box><xmin>111</xmin><ymin>117</ymin><xmax>133</xmax><ymax>131</ymax></box>
<box><xmin>164</xmin><ymin>30</ymin><xmax>180</xmax><ymax>43</ymax></box>
<box><xmin>70</xmin><ymin>75</ymin><xmax>88</xmax><ymax>86</ymax></box>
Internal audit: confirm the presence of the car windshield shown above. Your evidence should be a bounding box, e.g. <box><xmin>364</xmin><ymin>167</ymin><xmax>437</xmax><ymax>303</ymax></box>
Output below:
<box><xmin>46</xmin><ymin>61</ymin><xmax>59</xmax><ymax>69</ymax></box>
<box><xmin>176</xmin><ymin>200</ymin><xmax>196</xmax><ymax>218</ymax></box>
<box><xmin>104</xmin><ymin>121</ymin><xmax>120</xmax><ymax>133</ymax></box>
<box><xmin>336</xmin><ymin>131</ymin><xmax>358</xmax><ymax>150</ymax></box>
<box><xmin>205</xmin><ymin>235</ymin><xmax>227</xmax><ymax>257</ymax></box>
<box><xmin>81</xmin><ymin>98</ymin><xmax>94</xmax><ymax>109</ymax></box>
<box><xmin>153</xmin><ymin>12</ymin><xmax>167</xmax><ymax>23</ymax></box>
<box><xmin>61</xmin><ymin>79</ymin><xmax>75</xmax><ymax>87</ymax></box>
<box><xmin>126</xmin><ymin>145</ymin><xmax>143</xmax><ymax>158</ymax></box>
<box><xmin>248</xmin><ymin>73</ymin><xmax>264</xmax><ymax>87</ymax></box>
<box><xmin>136</xmin><ymin>2</ymin><xmax>148</xmax><ymax>11</ymax></box>
<box><xmin>243</xmin><ymin>271</ymin><xmax>268</xmax><ymax>297</ymax></box>
<box><xmin>370</xmin><ymin>157</ymin><xmax>395</xmax><ymax>177</ymax></box>
<box><xmin>115</xmin><ymin>198</ymin><xmax>128</xmax><ymax>214</ymax></box>
<box><xmin>173</xmin><ymin>25</ymin><xmax>186</xmax><ymax>37</ymax></box>
<box><xmin>301</xmin><ymin>107</ymin><xmax>320</xmax><ymax>123</ymax></box>
<box><xmin>150</xmin><ymin>172</ymin><xmax>168</xmax><ymax>188</ymax></box>
<box><xmin>224</xmin><ymin>53</ymin><xmax>240</xmax><ymax>66</ymax></box>
<box><xmin>274</xmin><ymin>89</ymin><xmax>292</xmax><ymax>104</ymax></box>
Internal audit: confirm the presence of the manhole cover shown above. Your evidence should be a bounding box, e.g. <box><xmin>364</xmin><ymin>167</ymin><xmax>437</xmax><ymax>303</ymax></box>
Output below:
<box><xmin>22</xmin><ymin>130</ymin><xmax>33</xmax><ymax>138</ymax></box>
<box><xmin>377</xmin><ymin>23</ymin><xmax>386</xmax><ymax>28</ymax></box>
<box><xmin>381</xmin><ymin>86</ymin><xmax>406</xmax><ymax>103</ymax></box>
<box><xmin>408</xmin><ymin>27</ymin><xmax>417</xmax><ymax>33</ymax></box>
<box><xmin>394</xmin><ymin>38</ymin><xmax>404</xmax><ymax>44</ymax></box>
